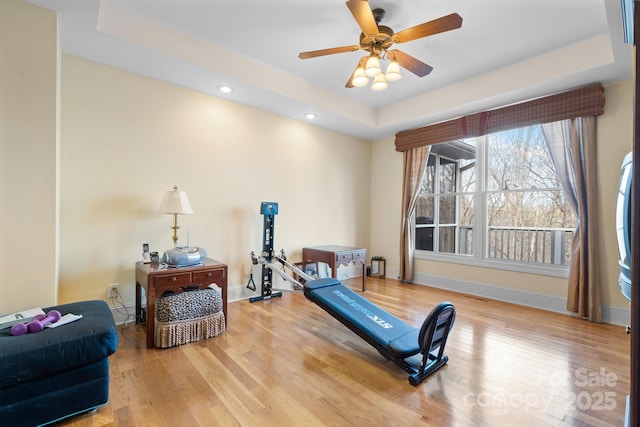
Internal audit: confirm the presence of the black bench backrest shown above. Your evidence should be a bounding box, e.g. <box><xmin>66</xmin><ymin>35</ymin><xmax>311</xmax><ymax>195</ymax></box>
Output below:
<box><xmin>418</xmin><ymin>302</ymin><xmax>456</xmax><ymax>361</ymax></box>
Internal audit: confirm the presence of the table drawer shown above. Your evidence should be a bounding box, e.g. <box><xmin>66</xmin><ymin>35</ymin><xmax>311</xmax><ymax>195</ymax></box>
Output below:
<box><xmin>336</xmin><ymin>252</ymin><xmax>353</xmax><ymax>262</ymax></box>
<box><xmin>193</xmin><ymin>269</ymin><xmax>225</xmax><ymax>285</ymax></box>
<box><xmin>154</xmin><ymin>272</ymin><xmax>192</xmax><ymax>287</ymax></box>
<box><xmin>352</xmin><ymin>250</ymin><xmax>366</xmax><ymax>260</ymax></box>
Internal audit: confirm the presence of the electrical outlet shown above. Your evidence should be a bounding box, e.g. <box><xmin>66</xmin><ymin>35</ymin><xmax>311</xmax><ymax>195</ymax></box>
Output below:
<box><xmin>107</xmin><ymin>283</ymin><xmax>120</xmax><ymax>299</ymax></box>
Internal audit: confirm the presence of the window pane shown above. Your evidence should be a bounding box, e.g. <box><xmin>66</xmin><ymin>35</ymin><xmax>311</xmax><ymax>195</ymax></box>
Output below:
<box><xmin>460</xmin><ymin>157</ymin><xmax>476</xmax><ymax>193</ymax></box>
<box><xmin>487</xmin><ymin>126</ymin><xmax>559</xmax><ymax>192</ymax></box>
<box><xmin>439</xmin><ymin>226</ymin><xmax>456</xmax><ymax>253</ymax></box>
<box><xmin>416</xmin><ymin>195</ymin><xmax>434</xmax><ymax>225</ymax></box>
<box><xmin>486</xmin><ymin>227</ymin><xmax>573</xmax><ymax>265</ymax></box>
<box><xmin>439</xmin><ymin>158</ymin><xmax>457</xmax><ymax>193</ymax></box>
<box><xmin>416</xmin><ymin>227</ymin><xmax>434</xmax><ymax>251</ymax></box>
<box><xmin>422</xmin><ymin>154</ymin><xmax>436</xmax><ymax>193</ymax></box>
<box><xmin>486</xmin><ymin>190</ymin><xmax>575</xmax><ymax>265</ymax></box>
<box><xmin>439</xmin><ymin>195</ymin><xmax>456</xmax><ymax>224</ymax></box>
<box><xmin>416</xmin><ymin>142</ymin><xmax>476</xmax><ymax>256</ymax></box>
<box><xmin>459</xmin><ymin>226</ymin><xmax>473</xmax><ymax>255</ymax></box>
<box><xmin>460</xmin><ymin>194</ymin><xmax>474</xmax><ymax>227</ymax></box>
<box><xmin>460</xmin><ymin>194</ymin><xmax>474</xmax><ymax>255</ymax></box>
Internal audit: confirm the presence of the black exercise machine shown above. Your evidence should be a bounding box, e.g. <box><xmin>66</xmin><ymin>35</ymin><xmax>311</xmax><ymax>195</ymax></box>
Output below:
<box><xmin>303</xmin><ymin>278</ymin><xmax>455</xmax><ymax>386</ymax></box>
<box><xmin>248</xmin><ymin>201</ymin><xmax>317</xmax><ymax>301</ymax></box>
<box><xmin>249</xmin><ymin>202</ymin><xmax>284</xmax><ymax>302</ymax></box>
<box><xmin>247</xmin><ymin>201</ymin><xmax>455</xmax><ymax>385</ymax></box>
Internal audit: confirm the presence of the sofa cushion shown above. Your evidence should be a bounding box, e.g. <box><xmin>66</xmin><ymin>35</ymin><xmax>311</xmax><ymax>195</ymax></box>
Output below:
<box><xmin>0</xmin><ymin>300</ymin><xmax>118</xmax><ymax>389</ymax></box>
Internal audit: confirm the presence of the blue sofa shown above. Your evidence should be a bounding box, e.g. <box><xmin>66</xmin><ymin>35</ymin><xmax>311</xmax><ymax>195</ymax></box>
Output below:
<box><xmin>0</xmin><ymin>300</ymin><xmax>119</xmax><ymax>426</ymax></box>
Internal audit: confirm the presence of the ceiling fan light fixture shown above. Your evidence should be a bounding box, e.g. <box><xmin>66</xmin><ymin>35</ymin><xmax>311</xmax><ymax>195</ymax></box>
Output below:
<box><xmin>298</xmin><ymin>5</ymin><xmax>463</xmax><ymax>92</ymax></box>
<box><xmin>385</xmin><ymin>60</ymin><xmax>402</xmax><ymax>81</ymax></box>
<box><xmin>352</xmin><ymin>67</ymin><xmax>369</xmax><ymax>87</ymax></box>
<box><xmin>365</xmin><ymin>55</ymin><xmax>382</xmax><ymax>77</ymax></box>
<box><xmin>371</xmin><ymin>73</ymin><xmax>387</xmax><ymax>91</ymax></box>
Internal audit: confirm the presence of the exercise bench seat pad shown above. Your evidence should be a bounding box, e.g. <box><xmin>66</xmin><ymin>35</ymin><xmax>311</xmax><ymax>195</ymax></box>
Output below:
<box><xmin>304</xmin><ymin>278</ymin><xmax>422</xmax><ymax>359</ymax></box>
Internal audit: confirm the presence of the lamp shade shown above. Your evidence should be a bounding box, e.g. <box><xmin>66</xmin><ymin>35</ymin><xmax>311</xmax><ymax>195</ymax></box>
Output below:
<box><xmin>352</xmin><ymin>66</ymin><xmax>369</xmax><ymax>87</ymax></box>
<box><xmin>158</xmin><ymin>185</ymin><xmax>194</xmax><ymax>215</ymax></box>
<box><xmin>371</xmin><ymin>73</ymin><xmax>388</xmax><ymax>91</ymax></box>
<box><xmin>385</xmin><ymin>60</ymin><xmax>402</xmax><ymax>81</ymax></box>
<box><xmin>365</xmin><ymin>55</ymin><xmax>382</xmax><ymax>77</ymax></box>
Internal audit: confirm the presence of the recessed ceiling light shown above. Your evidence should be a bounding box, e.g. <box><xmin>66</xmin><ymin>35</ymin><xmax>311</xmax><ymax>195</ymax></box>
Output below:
<box><xmin>305</xmin><ymin>113</ymin><xmax>317</xmax><ymax>120</ymax></box>
<box><xmin>217</xmin><ymin>85</ymin><xmax>233</xmax><ymax>94</ymax></box>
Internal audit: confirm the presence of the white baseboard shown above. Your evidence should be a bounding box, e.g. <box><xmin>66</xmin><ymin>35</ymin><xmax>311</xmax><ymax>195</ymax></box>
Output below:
<box><xmin>601</xmin><ymin>304</ymin><xmax>632</xmax><ymax>327</ymax></box>
<box><xmin>390</xmin><ymin>268</ymin><xmax>630</xmax><ymax>326</ymax></box>
<box><xmin>229</xmin><ymin>280</ymin><xmax>309</xmax><ymax>302</ymax></box>
<box><xmin>228</xmin><ymin>285</ymin><xmax>275</xmax><ymax>302</ymax></box>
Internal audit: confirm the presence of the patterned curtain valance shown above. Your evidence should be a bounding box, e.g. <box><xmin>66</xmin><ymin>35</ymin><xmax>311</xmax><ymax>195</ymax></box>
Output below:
<box><xmin>395</xmin><ymin>83</ymin><xmax>605</xmax><ymax>152</ymax></box>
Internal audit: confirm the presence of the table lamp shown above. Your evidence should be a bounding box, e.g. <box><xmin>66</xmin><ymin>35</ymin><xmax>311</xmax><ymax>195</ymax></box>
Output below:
<box><xmin>157</xmin><ymin>185</ymin><xmax>193</xmax><ymax>247</ymax></box>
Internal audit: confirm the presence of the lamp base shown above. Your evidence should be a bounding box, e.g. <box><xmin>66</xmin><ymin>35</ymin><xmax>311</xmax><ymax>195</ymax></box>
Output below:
<box><xmin>170</xmin><ymin>214</ymin><xmax>180</xmax><ymax>247</ymax></box>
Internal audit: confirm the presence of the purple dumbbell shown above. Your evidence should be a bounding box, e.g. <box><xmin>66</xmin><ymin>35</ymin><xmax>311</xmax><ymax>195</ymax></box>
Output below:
<box><xmin>27</xmin><ymin>310</ymin><xmax>62</xmax><ymax>333</ymax></box>
<box><xmin>10</xmin><ymin>322</ymin><xmax>28</xmax><ymax>336</ymax></box>
<box><xmin>10</xmin><ymin>310</ymin><xmax>62</xmax><ymax>336</ymax></box>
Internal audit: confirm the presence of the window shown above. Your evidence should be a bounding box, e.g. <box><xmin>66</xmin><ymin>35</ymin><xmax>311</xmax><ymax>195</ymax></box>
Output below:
<box><xmin>415</xmin><ymin>141</ymin><xmax>475</xmax><ymax>255</ymax></box>
<box><xmin>415</xmin><ymin>124</ymin><xmax>577</xmax><ymax>272</ymax></box>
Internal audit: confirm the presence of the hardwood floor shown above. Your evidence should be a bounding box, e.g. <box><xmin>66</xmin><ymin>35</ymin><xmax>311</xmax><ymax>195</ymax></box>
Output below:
<box><xmin>58</xmin><ymin>278</ymin><xmax>630</xmax><ymax>426</ymax></box>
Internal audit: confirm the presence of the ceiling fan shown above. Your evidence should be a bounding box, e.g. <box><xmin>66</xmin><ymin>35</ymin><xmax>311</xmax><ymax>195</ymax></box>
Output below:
<box><xmin>298</xmin><ymin>0</ymin><xmax>463</xmax><ymax>90</ymax></box>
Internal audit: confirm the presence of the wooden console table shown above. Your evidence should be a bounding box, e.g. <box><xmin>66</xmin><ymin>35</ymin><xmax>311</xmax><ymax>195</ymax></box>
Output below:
<box><xmin>302</xmin><ymin>245</ymin><xmax>366</xmax><ymax>291</ymax></box>
<box><xmin>135</xmin><ymin>258</ymin><xmax>227</xmax><ymax>348</ymax></box>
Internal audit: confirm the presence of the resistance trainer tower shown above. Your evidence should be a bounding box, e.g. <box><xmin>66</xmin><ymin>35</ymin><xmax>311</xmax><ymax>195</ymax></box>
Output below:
<box><xmin>249</xmin><ymin>202</ymin><xmax>282</xmax><ymax>302</ymax></box>
<box><xmin>250</xmin><ymin>202</ymin><xmax>282</xmax><ymax>303</ymax></box>
<box><xmin>248</xmin><ymin>201</ymin><xmax>314</xmax><ymax>303</ymax></box>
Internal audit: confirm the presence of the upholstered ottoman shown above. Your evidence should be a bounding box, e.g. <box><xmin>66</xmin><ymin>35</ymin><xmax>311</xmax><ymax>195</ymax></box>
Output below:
<box><xmin>0</xmin><ymin>300</ymin><xmax>118</xmax><ymax>427</ymax></box>
<box><xmin>155</xmin><ymin>285</ymin><xmax>225</xmax><ymax>348</ymax></box>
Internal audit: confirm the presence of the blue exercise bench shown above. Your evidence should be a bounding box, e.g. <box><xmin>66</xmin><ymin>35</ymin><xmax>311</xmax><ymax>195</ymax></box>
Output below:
<box><xmin>303</xmin><ymin>278</ymin><xmax>455</xmax><ymax>386</ymax></box>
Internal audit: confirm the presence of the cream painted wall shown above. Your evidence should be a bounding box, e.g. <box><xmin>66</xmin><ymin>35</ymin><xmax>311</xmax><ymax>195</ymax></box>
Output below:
<box><xmin>0</xmin><ymin>0</ymin><xmax>59</xmax><ymax>314</ymax></box>
<box><xmin>598</xmin><ymin>81</ymin><xmax>634</xmax><ymax>308</ymax></box>
<box><xmin>59</xmin><ymin>55</ymin><xmax>371</xmax><ymax>305</ymax></box>
<box><xmin>370</xmin><ymin>80</ymin><xmax>633</xmax><ymax>316</ymax></box>
<box><xmin>369</xmin><ymin>135</ymin><xmax>402</xmax><ymax>265</ymax></box>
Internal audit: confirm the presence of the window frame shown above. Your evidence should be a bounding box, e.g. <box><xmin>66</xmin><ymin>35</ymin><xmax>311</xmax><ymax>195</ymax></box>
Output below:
<box><xmin>414</xmin><ymin>131</ymin><xmax>572</xmax><ymax>279</ymax></box>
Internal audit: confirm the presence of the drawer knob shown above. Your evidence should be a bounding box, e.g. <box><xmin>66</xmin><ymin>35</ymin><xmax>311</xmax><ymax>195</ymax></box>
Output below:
<box><xmin>207</xmin><ymin>272</ymin><xmax>212</xmax><ymax>277</ymax></box>
<box><xmin>172</xmin><ymin>277</ymin><xmax>177</xmax><ymax>282</ymax></box>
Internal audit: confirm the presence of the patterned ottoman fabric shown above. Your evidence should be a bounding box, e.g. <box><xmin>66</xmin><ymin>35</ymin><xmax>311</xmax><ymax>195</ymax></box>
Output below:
<box><xmin>154</xmin><ymin>285</ymin><xmax>225</xmax><ymax>348</ymax></box>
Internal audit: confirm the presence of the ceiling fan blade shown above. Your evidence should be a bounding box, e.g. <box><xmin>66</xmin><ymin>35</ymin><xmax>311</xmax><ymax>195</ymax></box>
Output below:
<box><xmin>345</xmin><ymin>56</ymin><xmax>368</xmax><ymax>88</ymax></box>
<box><xmin>346</xmin><ymin>0</ymin><xmax>378</xmax><ymax>35</ymax></box>
<box><xmin>390</xmin><ymin>49</ymin><xmax>433</xmax><ymax>77</ymax></box>
<box><xmin>393</xmin><ymin>13</ymin><xmax>463</xmax><ymax>44</ymax></box>
<box><xmin>299</xmin><ymin>45</ymin><xmax>360</xmax><ymax>59</ymax></box>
